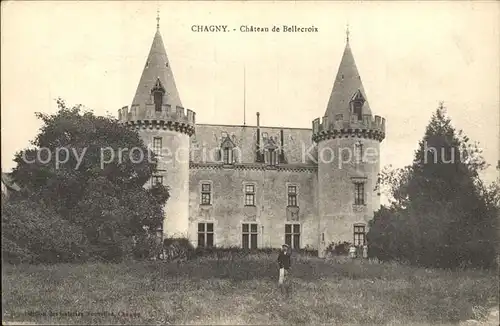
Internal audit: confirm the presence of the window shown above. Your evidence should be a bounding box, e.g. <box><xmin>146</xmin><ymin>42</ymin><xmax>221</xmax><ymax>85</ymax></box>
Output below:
<box><xmin>198</xmin><ymin>223</ymin><xmax>214</xmax><ymax>247</ymax></box>
<box><xmin>265</xmin><ymin>149</ymin><xmax>278</xmax><ymax>166</ymax></box>
<box><xmin>153</xmin><ymin>137</ymin><xmax>162</xmax><ymax>156</ymax></box>
<box><xmin>244</xmin><ymin>184</ymin><xmax>255</xmax><ymax>206</ymax></box>
<box><xmin>352</xmin><ymin>101</ymin><xmax>363</xmax><ymax>120</ymax></box>
<box><xmin>222</xmin><ymin>147</ymin><xmax>232</xmax><ymax>164</ymax></box>
<box><xmin>270</xmin><ymin>149</ymin><xmax>278</xmax><ymax>165</ymax></box>
<box><xmin>354</xmin><ymin>225</ymin><xmax>366</xmax><ymax>246</ymax></box>
<box><xmin>355</xmin><ymin>142</ymin><xmax>363</xmax><ymax>164</ymax></box>
<box><xmin>154</xmin><ymin>91</ymin><xmax>163</xmax><ymax>112</ymax></box>
<box><xmin>287</xmin><ymin>185</ymin><xmax>297</xmax><ymax>207</ymax></box>
<box><xmin>242</xmin><ymin>223</ymin><xmax>258</xmax><ymax>249</ymax></box>
<box><xmin>335</xmin><ymin>114</ymin><xmax>343</xmax><ymax>121</ymax></box>
<box><xmin>285</xmin><ymin>224</ymin><xmax>300</xmax><ymax>249</ymax></box>
<box><xmin>354</xmin><ymin>182</ymin><xmax>365</xmax><ymax>205</ymax></box>
<box><xmin>152</xmin><ymin>175</ymin><xmax>163</xmax><ymax>186</ymax></box>
<box><xmin>201</xmin><ymin>183</ymin><xmax>212</xmax><ymax>205</ymax></box>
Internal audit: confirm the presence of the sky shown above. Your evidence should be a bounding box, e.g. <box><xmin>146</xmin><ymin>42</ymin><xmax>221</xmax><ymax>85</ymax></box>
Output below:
<box><xmin>1</xmin><ymin>1</ymin><xmax>499</xmax><ymax>188</ymax></box>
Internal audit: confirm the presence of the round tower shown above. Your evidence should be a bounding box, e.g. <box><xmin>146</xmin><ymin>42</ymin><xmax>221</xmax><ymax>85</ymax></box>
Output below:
<box><xmin>118</xmin><ymin>18</ymin><xmax>195</xmax><ymax>241</ymax></box>
<box><xmin>313</xmin><ymin>32</ymin><xmax>385</xmax><ymax>258</ymax></box>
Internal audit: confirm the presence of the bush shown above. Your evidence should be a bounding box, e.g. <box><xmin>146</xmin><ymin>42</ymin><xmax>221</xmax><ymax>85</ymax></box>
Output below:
<box><xmin>162</xmin><ymin>237</ymin><xmax>195</xmax><ymax>262</ymax></box>
<box><xmin>297</xmin><ymin>245</ymin><xmax>318</xmax><ymax>257</ymax></box>
<box><xmin>2</xmin><ymin>198</ymin><xmax>88</xmax><ymax>264</ymax></box>
<box><xmin>325</xmin><ymin>241</ymin><xmax>352</xmax><ymax>256</ymax></box>
<box><xmin>368</xmin><ymin>202</ymin><xmax>499</xmax><ymax>269</ymax></box>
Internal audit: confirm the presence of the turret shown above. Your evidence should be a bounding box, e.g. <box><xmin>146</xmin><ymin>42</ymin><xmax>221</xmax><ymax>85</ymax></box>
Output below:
<box><xmin>118</xmin><ymin>14</ymin><xmax>195</xmax><ymax>243</ymax></box>
<box><xmin>313</xmin><ymin>29</ymin><xmax>386</xmax><ymax>258</ymax></box>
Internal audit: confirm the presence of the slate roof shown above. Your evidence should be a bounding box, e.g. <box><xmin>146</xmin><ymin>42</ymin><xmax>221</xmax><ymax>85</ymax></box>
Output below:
<box><xmin>324</xmin><ymin>39</ymin><xmax>372</xmax><ymax>121</ymax></box>
<box><xmin>131</xmin><ymin>29</ymin><xmax>183</xmax><ymax>109</ymax></box>
<box><xmin>190</xmin><ymin>124</ymin><xmax>317</xmax><ymax>165</ymax></box>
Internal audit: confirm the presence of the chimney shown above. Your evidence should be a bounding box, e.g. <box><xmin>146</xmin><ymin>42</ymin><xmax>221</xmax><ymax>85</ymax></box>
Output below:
<box><xmin>257</xmin><ymin>112</ymin><xmax>260</xmax><ymax>128</ymax></box>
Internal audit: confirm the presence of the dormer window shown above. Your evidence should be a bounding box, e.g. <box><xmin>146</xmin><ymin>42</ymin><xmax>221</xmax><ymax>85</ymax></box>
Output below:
<box><xmin>219</xmin><ymin>134</ymin><xmax>237</xmax><ymax>165</ymax></box>
<box><xmin>264</xmin><ymin>148</ymin><xmax>279</xmax><ymax>166</ymax></box>
<box><xmin>350</xmin><ymin>89</ymin><xmax>365</xmax><ymax>121</ymax></box>
<box><xmin>153</xmin><ymin>92</ymin><xmax>163</xmax><ymax>112</ymax></box>
<box><xmin>263</xmin><ymin>136</ymin><xmax>279</xmax><ymax>166</ymax></box>
<box><xmin>223</xmin><ymin>147</ymin><xmax>232</xmax><ymax>164</ymax></box>
<box><xmin>352</xmin><ymin>102</ymin><xmax>362</xmax><ymax>120</ymax></box>
<box><xmin>151</xmin><ymin>78</ymin><xmax>166</xmax><ymax>113</ymax></box>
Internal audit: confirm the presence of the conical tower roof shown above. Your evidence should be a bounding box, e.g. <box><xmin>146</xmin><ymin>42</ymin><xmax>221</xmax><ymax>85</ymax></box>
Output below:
<box><xmin>324</xmin><ymin>35</ymin><xmax>372</xmax><ymax>120</ymax></box>
<box><xmin>131</xmin><ymin>26</ymin><xmax>183</xmax><ymax>109</ymax></box>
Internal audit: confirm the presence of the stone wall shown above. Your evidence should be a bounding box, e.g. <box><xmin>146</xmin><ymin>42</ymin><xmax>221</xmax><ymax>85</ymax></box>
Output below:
<box><xmin>317</xmin><ymin>136</ymin><xmax>380</xmax><ymax>257</ymax></box>
<box><xmin>188</xmin><ymin>166</ymin><xmax>318</xmax><ymax>249</ymax></box>
<box><xmin>139</xmin><ymin>128</ymin><xmax>191</xmax><ymax>239</ymax></box>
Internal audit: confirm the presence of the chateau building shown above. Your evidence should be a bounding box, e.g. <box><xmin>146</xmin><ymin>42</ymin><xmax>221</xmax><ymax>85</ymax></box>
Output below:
<box><xmin>118</xmin><ymin>18</ymin><xmax>386</xmax><ymax>257</ymax></box>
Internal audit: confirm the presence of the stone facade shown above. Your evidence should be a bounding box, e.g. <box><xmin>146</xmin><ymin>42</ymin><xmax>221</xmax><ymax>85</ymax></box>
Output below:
<box><xmin>189</xmin><ymin>162</ymin><xmax>318</xmax><ymax>249</ymax></box>
<box><xmin>118</xmin><ymin>23</ymin><xmax>386</xmax><ymax>256</ymax></box>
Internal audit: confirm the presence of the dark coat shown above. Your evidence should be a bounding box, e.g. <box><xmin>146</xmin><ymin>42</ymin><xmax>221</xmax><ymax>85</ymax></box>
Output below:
<box><xmin>277</xmin><ymin>251</ymin><xmax>291</xmax><ymax>269</ymax></box>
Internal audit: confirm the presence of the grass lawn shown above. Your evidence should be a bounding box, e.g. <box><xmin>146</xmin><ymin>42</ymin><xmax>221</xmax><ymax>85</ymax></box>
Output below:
<box><xmin>2</xmin><ymin>253</ymin><xmax>498</xmax><ymax>325</ymax></box>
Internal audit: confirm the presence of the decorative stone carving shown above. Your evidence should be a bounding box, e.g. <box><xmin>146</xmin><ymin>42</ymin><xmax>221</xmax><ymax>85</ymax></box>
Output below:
<box><xmin>286</xmin><ymin>206</ymin><xmax>300</xmax><ymax>221</ymax></box>
<box><xmin>199</xmin><ymin>205</ymin><xmax>213</xmax><ymax>220</ymax></box>
<box><xmin>353</xmin><ymin>205</ymin><xmax>366</xmax><ymax>213</ymax></box>
<box><xmin>243</xmin><ymin>205</ymin><xmax>257</xmax><ymax>221</ymax></box>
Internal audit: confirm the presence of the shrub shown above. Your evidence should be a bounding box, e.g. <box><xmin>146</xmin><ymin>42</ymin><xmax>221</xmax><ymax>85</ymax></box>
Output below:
<box><xmin>297</xmin><ymin>245</ymin><xmax>318</xmax><ymax>257</ymax></box>
<box><xmin>162</xmin><ymin>237</ymin><xmax>195</xmax><ymax>262</ymax></box>
<box><xmin>325</xmin><ymin>241</ymin><xmax>352</xmax><ymax>256</ymax></box>
<box><xmin>1</xmin><ymin>198</ymin><xmax>88</xmax><ymax>264</ymax></box>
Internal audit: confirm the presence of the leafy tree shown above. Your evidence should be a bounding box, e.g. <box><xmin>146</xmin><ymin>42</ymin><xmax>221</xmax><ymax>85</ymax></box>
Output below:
<box><xmin>369</xmin><ymin>103</ymin><xmax>498</xmax><ymax>269</ymax></box>
<box><xmin>8</xmin><ymin>99</ymin><xmax>169</xmax><ymax>262</ymax></box>
<box><xmin>2</xmin><ymin>198</ymin><xmax>88</xmax><ymax>264</ymax></box>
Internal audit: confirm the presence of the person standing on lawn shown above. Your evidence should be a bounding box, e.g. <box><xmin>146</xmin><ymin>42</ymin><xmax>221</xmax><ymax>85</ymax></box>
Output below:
<box><xmin>277</xmin><ymin>244</ymin><xmax>291</xmax><ymax>296</ymax></box>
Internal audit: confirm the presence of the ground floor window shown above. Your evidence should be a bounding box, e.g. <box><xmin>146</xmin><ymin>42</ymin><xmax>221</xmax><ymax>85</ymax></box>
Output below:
<box><xmin>285</xmin><ymin>223</ymin><xmax>300</xmax><ymax>249</ymax></box>
<box><xmin>198</xmin><ymin>223</ymin><xmax>214</xmax><ymax>247</ymax></box>
<box><xmin>354</xmin><ymin>225</ymin><xmax>366</xmax><ymax>246</ymax></box>
<box><xmin>242</xmin><ymin>223</ymin><xmax>258</xmax><ymax>249</ymax></box>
